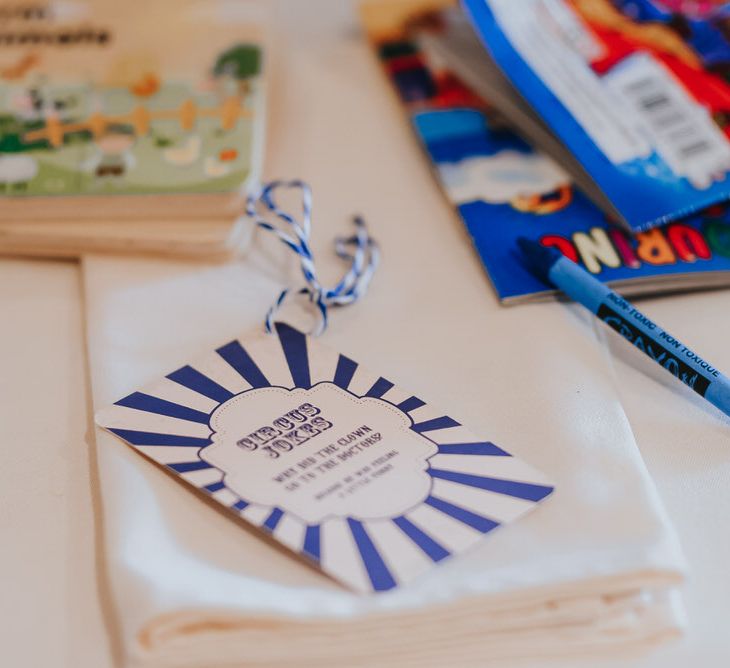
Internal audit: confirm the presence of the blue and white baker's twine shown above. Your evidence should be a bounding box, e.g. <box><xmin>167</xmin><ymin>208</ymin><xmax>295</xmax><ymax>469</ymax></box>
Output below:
<box><xmin>244</xmin><ymin>180</ymin><xmax>380</xmax><ymax>335</ymax></box>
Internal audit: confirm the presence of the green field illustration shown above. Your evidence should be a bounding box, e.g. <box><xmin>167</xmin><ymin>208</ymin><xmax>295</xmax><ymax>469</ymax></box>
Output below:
<box><xmin>0</xmin><ymin>44</ymin><xmax>260</xmax><ymax>197</ymax></box>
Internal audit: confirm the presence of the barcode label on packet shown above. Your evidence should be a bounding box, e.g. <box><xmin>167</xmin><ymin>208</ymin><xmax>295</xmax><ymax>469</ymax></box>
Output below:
<box><xmin>487</xmin><ymin>0</ymin><xmax>652</xmax><ymax>165</ymax></box>
<box><xmin>605</xmin><ymin>52</ymin><xmax>730</xmax><ymax>190</ymax></box>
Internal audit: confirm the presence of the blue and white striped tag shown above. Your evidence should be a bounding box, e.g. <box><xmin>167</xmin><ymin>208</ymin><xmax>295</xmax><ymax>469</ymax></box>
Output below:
<box><xmin>96</xmin><ymin>323</ymin><xmax>554</xmax><ymax>594</ymax></box>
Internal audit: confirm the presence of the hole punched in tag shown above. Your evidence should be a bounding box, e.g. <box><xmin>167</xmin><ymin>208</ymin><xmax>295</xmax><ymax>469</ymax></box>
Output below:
<box><xmin>243</xmin><ymin>180</ymin><xmax>380</xmax><ymax>335</ymax></box>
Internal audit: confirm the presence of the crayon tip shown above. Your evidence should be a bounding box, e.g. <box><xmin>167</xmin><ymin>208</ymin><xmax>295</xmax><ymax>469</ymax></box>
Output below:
<box><xmin>517</xmin><ymin>237</ymin><xmax>562</xmax><ymax>285</ymax></box>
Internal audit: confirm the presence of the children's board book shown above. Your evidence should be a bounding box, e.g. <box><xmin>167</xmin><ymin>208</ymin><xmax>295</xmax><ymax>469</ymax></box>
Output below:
<box><xmin>361</xmin><ymin>0</ymin><xmax>730</xmax><ymax>304</ymax></box>
<box><xmin>0</xmin><ymin>0</ymin><xmax>266</xmax><ymax>258</ymax></box>
<box><xmin>452</xmin><ymin>0</ymin><xmax>730</xmax><ymax>234</ymax></box>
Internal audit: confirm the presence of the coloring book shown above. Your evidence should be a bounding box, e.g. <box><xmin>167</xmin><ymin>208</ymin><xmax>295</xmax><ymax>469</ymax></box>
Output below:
<box><xmin>0</xmin><ymin>0</ymin><xmax>266</xmax><ymax>257</ymax></box>
<box><xmin>362</xmin><ymin>0</ymin><xmax>730</xmax><ymax>303</ymax></box>
<box><xmin>461</xmin><ymin>0</ymin><xmax>730</xmax><ymax>233</ymax></box>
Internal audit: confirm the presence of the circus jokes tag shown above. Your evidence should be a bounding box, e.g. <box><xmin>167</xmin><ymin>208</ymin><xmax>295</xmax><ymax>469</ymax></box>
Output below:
<box><xmin>95</xmin><ymin>323</ymin><xmax>554</xmax><ymax>594</ymax></box>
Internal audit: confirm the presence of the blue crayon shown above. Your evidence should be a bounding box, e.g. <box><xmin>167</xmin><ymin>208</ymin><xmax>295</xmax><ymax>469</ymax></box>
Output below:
<box><xmin>518</xmin><ymin>238</ymin><xmax>730</xmax><ymax>420</ymax></box>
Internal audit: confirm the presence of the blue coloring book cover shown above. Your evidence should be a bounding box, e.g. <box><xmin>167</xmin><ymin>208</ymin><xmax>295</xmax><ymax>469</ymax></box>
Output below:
<box><xmin>366</xmin><ymin>0</ymin><xmax>730</xmax><ymax>304</ymax></box>
<box><xmin>462</xmin><ymin>0</ymin><xmax>730</xmax><ymax>232</ymax></box>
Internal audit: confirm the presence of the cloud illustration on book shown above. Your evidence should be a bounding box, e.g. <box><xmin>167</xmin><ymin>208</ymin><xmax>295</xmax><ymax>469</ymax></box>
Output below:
<box><xmin>201</xmin><ymin>383</ymin><xmax>437</xmax><ymax>524</ymax></box>
<box><xmin>438</xmin><ymin>150</ymin><xmax>570</xmax><ymax>206</ymax></box>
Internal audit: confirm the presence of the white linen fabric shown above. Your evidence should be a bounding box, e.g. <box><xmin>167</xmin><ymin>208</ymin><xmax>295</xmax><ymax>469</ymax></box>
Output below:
<box><xmin>81</xmin><ymin>7</ymin><xmax>686</xmax><ymax>662</ymax></box>
<box><xmin>83</xmin><ymin>234</ymin><xmax>686</xmax><ymax>666</ymax></box>
<box><xmin>598</xmin><ymin>290</ymin><xmax>730</xmax><ymax>668</ymax></box>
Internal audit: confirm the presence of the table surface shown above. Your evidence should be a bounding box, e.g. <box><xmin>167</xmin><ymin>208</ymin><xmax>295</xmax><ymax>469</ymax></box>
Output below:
<box><xmin>2</xmin><ymin>2</ymin><xmax>729</xmax><ymax>666</ymax></box>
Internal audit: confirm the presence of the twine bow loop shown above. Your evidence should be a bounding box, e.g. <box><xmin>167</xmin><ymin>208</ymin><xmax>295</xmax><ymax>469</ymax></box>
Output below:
<box><xmin>245</xmin><ymin>180</ymin><xmax>380</xmax><ymax>335</ymax></box>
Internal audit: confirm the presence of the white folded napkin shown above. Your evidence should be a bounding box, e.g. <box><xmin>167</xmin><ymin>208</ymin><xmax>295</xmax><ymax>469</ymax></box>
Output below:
<box><xmin>83</xmin><ymin>227</ymin><xmax>687</xmax><ymax>666</ymax></box>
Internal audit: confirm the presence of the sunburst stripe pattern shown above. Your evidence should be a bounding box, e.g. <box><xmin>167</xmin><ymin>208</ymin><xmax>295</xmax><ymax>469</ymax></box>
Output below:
<box><xmin>168</xmin><ymin>460</ymin><xmax>213</xmax><ymax>473</ymax></box>
<box><xmin>429</xmin><ymin>468</ymin><xmax>553</xmax><ymax>502</ymax></box>
<box><xmin>425</xmin><ymin>495</ymin><xmax>500</xmax><ymax>534</ymax></box>
<box><xmin>365</xmin><ymin>377</ymin><xmax>394</xmax><ymax>398</ymax></box>
<box><xmin>392</xmin><ymin>516</ymin><xmax>450</xmax><ymax>562</ymax></box>
<box><xmin>167</xmin><ymin>365</ymin><xmax>234</xmax><ymax>403</ymax></box>
<box><xmin>411</xmin><ymin>416</ymin><xmax>461</xmax><ymax>433</ymax></box>
<box><xmin>396</xmin><ymin>396</ymin><xmax>425</xmax><ymax>413</ymax></box>
<box><xmin>204</xmin><ymin>481</ymin><xmax>226</xmax><ymax>493</ymax></box>
<box><xmin>303</xmin><ymin>525</ymin><xmax>321</xmax><ymax>562</ymax></box>
<box><xmin>436</xmin><ymin>442</ymin><xmax>510</xmax><ymax>456</ymax></box>
<box><xmin>275</xmin><ymin>322</ymin><xmax>312</xmax><ymax>389</ymax></box>
<box><xmin>333</xmin><ymin>355</ymin><xmax>357</xmax><ymax>390</ymax></box>
<box><xmin>263</xmin><ymin>508</ymin><xmax>285</xmax><ymax>532</ymax></box>
<box><xmin>215</xmin><ymin>340</ymin><xmax>271</xmax><ymax>389</ymax></box>
<box><xmin>107</xmin><ymin>427</ymin><xmax>210</xmax><ymax>448</ymax></box>
<box><xmin>347</xmin><ymin>518</ymin><xmax>397</xmax><ymax>592</ymax></box>
<box><xmin>114</xmin><ymin>392</ymin><xmax>211</xmax><ymax>424</ymax></box>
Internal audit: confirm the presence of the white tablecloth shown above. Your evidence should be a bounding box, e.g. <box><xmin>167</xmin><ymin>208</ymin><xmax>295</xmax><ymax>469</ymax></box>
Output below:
<box><xmin>1</xmin><ymin>1</ymin><xmax>728</xmax><ymax>665</ymax></box>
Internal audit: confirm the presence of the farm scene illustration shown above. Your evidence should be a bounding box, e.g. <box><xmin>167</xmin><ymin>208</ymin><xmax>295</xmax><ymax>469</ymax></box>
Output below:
<box><xmin>0</xmin><ymin>43</ymin><xmax>261</xmax><ymax>197</ymax></box>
